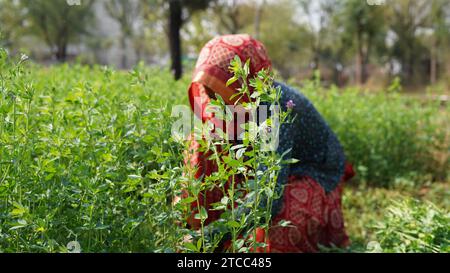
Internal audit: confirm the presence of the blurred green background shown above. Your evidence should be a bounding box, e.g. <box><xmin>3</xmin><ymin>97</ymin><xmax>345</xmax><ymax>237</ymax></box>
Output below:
<box><xmin>1</xmin><ymin>0</ymin><xmax>450</xmax><ymax>91</ymax></box>
<box><xmin>0</xmin><ymin>0</ymin><xmax>449</xmax><ymax>253</ymax></box>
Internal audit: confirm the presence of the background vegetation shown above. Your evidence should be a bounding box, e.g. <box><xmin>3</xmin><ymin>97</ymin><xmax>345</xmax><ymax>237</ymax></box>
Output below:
<box><xmin>0</xmin><ymin>0</ymin><xmax>448</xmax><ymax>253</ymax></box>
<box><xmin>0</xmin><ymin>51</ymin><xmax>448</xmax><ymax>252</ymax></box>
<box><xmin>1</xmin><ymin>0</ymin><xmax>450</xmax><ymax>90</ymax></box>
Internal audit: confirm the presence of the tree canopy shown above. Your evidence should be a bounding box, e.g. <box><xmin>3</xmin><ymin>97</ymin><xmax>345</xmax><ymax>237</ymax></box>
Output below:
<box><xmin>0</xmin><ymin>0</ymin><xmax>449</xmax><ymax>87</ymax></box>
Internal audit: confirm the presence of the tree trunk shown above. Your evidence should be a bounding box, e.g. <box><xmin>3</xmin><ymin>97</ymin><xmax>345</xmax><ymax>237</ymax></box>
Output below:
<box><xmin>55</xmin><ymin>43</ymin><xmax>67</xmax><ymax>62</ymax></box>
<box><xmin>253</xmin><ymin>0</ymin><xmax>265</xmax><ymax>39</ymax></box>
<box><xmin>229</xmin><ymin>0</ymin><xmax>240</xmax><ymax>34</ymax></box>
<box><xmin>430</xmin><ymin>38</ymin><xmax>437</xmax><ymax>85</ymax></box>
<box><xmin>169</xmin><ymin>0</ymin><xmax>183</xmax><ymax>80</ymax></box>
<box><xmin>121</xmin><ymin>35</ymin><xmax>128</xmax><ymax>69</ymax></box>
<box><xmin>361</xmin><ymin>42</ymin><xmax>371</xmax><ymax>84</ymax></box>
<box><xmin>355</xmin><ymin>34</ymin><xmax>363</xmax><ymax>85</ymax></box>
<box><xmin>312</xmin><ymin>51</ymin><xmax>320</xmax><ymax>71</ymax></box>
<box><xmin>407</xmin><ymin>51</ymin><xmax>414</xmax><ymax>83</ymax></box>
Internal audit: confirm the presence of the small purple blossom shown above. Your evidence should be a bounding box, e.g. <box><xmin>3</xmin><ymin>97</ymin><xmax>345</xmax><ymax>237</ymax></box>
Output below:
<box><xmin>286</xmin><ymin>100</ymin><xmax>296</xmax><ymax>110</ymax></box>
<box><xmin>266</xmin><ymin>126</ymin><xmax>272</xmax><ymax>134</ymax></box>
<box><xmin>210</xmin><ymin>132</ymin><xmax>220</xmax><ymax>139</ymax></box>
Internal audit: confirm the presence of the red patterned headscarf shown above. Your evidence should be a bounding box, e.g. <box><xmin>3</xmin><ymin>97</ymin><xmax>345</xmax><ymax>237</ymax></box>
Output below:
<box><xmin>188</xmin><ymin>34</ymin><xmax>272</xmax><ymax>122</ymax></box>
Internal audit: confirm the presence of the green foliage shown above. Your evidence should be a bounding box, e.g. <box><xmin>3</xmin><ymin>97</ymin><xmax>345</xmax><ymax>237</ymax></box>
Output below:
<box><xmin>0</xmin><ymin>0</ymin><xmax>24</xmax><ymax>49</ymax></box>
<box><xmin>341</xmin><ymin>182</ymin><xmax>449</xmax><ymax>252</ymax></box>
<box><xmin>0</xmin><ymin>53</ymin><xmax>290</xmax><ymax>253</ymax></box>
<box><xmin>0</xmin><ymin>50</ymin><xmax>447</xmax><ymax>252</ymax></box>
<box><xmin>298</xmin><ymin>75</ymin><xmax>448</xmax><ymax>187</ymax></box>
<box><xmin>0</xmin><ymin>53</ymin><xmax>189</xmax><ymax>252</ymax></box>
<box><xmin>368</xmin><ymin>198</ymin><xmax>449</xmax><ymax>253</ymax></box>
<box><xmin>20</xmin><ymin>0</ymin><xmax>95</xmax><ymax>60</ymax></box>
<box><xmin>181</xmin><ymin>56</ymin><xmax>291</xmax><ymax>253</ymax></box>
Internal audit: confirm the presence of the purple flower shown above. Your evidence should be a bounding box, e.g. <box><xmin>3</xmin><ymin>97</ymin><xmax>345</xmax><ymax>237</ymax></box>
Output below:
<box><xmin>210</xmin><ymin>132</ymin><xmax>220</xmax><ymax>139</ymax></box>
<box><xmin>286</xmin><ymin>100</ymin><xmax>296</xmax><ymax>110</ymax></box>
<box><xmin>266</xmin><ymin>126</ymin><xmax>272</xmax><ymax>134</ymax></box>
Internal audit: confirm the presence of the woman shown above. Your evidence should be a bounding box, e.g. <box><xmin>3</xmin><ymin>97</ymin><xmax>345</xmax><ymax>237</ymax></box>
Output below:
<box><xmin>183</xmin><ymin>34</ymin><xmax>355</xmax><ymax>252</ymax></box>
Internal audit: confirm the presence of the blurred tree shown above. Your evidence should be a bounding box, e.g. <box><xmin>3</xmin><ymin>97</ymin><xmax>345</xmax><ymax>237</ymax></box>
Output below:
<box><xmin>388</xmin><ymin>0</ymin><xmax>429</xmax><ymax>84</ymax></box>
<box><xmin>168</xmin><ymin>0</ymin><xmax>183</xmax><ymax>79</ymax></box>
<box><xmin>319</xmin><ymin>1</ymin><xmax>349</xmax><ymax>86</ymax></box>
<box><xmin>253</xmin><ymin>0</ymin><xmax>266</xmax><ymax>39</ymax></box>
<box><xmin>211</xmin><ymin>0</ymin><xmax>244</xmax><ymax>34</ymax></box>
<box><xmin>298</xmin><ymin>0</ymin><xmax>333</xmax><ymax>71</ymax></box>
<box><xmin>0</xmin><ymin>0</ymin><xmax>24</xmax><ymax>51</ymax></box>
<box><xmin>2</xmin><ymin>0</ymin><xmax>447</xmax><ymax>90</ymax></box>
<box><xmin>105</xmin><ymin>0</ymin><xmax>142</xmax><ymax>68</ymax></box>
<box><xmin>338</xmin><ymin>0</ymin><xmax>386</xmax><ymax>85</ymax></box>
<box><xmin>259</xmin><ymin>0</ymin><xmax>311</xmax><ymax>79</ymax></box>
<box><xmin>425</xmin><ymin>0</ymin><xmax>450</xmax><ymax>84</ymax></box>
<box><xmin>208</xmin><ymin>0</ymin><xmax>255</xmax><ymax>36</ymax></box>
<box><xmin>166</xmin><ymin>0</ymin><xmax>215</xmax><ymax>80</ymax></box>
<box><xmin>20</xmin><ymin>0</ymin><xmax>94</xmax><ymax>62</ymax></box>
<box><xmin>138</xmin><ymin>1</ymin><xmax>168</xmax><ymax>64</ymax></box>
<box><xmin>254</xmin><ymin>0</ymin><xmax>267</xmax><ymax>39</ymax></box>
<box><xmin>183</xmin><ymin>12</ymin><xmax>214</xmax><ymax>55</ymax></box>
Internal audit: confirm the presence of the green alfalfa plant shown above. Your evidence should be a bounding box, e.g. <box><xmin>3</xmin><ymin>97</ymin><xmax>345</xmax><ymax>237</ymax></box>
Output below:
<box><xmin>182</xmin><ymin>56</ymin><xmax>292</xmax><ymax>253</ymax></box>
<box><xmin>0</xmin><ymin>50</ymin><xmax>33</xmax><ymax>210</ymax></box>
<box><xmin>0</xmin><ymin>58</ymin><xmax>189</xmax><ymax>252</ymax></box>
<box><xmin>367</xmin><ymin>198</ymin><xmax>449</xmax><ymax>253</ymax></box>
<box><xmin>0</xmin><ymin>54</ymin><xmax>446</xmax><ymax>253</ymax></box>
<box><xmin>226</xmin><ymin>56</ymin><xmax>294</xmax><ymax>252</ymax></box>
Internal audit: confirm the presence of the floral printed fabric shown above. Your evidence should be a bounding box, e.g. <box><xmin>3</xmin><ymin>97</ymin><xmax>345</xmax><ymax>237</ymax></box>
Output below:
<box><xmin>266</xmin><ymin>176</ymin><xmax>350</xmax><ymax>252</ymax></box>
<box><xmin>184</xmin><ymin>34</ymin><xmax>355</xmax><ymax>252</ymax></box>
<box><xmin>270</xmin><ymin>81</ymin><xmax>349</xmax><ymax>216</ymax></box>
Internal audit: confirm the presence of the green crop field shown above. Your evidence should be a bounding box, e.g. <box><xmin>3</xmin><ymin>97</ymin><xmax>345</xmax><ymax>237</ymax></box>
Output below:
<box><xmin>0</xmin><ymin>52</ymin><xmax>448</xmax><ymax>253</ymax></box>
